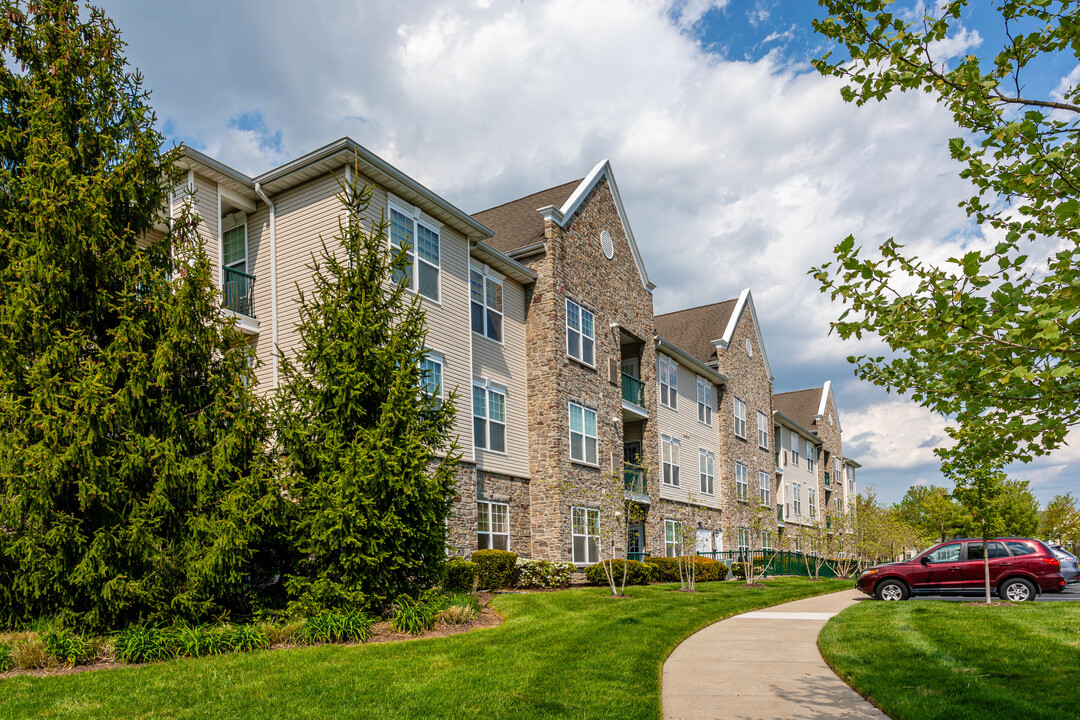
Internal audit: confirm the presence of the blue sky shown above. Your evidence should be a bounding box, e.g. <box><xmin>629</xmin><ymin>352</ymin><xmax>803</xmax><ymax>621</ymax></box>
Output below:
<box><xmin>97</xmin><ymin>0</ymin><xmax>1078</xmax><ymax>506</ymax></box>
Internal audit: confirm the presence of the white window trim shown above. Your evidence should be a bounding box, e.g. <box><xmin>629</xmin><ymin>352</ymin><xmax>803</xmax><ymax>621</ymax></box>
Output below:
<box><xmin>388</xmin><ymin>197</ymin><xmax>443</xmax><ymax>304</ymax></box>
<box><xmin>470</xmin><ymin>263</ymin><xmax>504</xmax><ymax>345</ymax></box>
<box><xmin>699</xmin><ymin>449</ymin><xmax>714</xmax><ymax>496</ymax></box>
<box><xmin>472</xmin><ymin>380</ymin><xmax>507</xmax><ymax>456</ymax></box>
<box><xmin>565</xmin><ymin>298</ymin><xmax>596</xmax><ymax>368</ymax></box>
<box><xmin>659</xmin><ymin>354</ymin><xmax>678</xmax><ymax>410</ymax></box>
<box><xmin>806</xmin><ymin>440</ymin><xmax>816</xmax><ymax>472</ymax></box>
<box><xmin>477</xmin><ymin>500</ymin><xmax>509</xmax><ymax>551</ymax></box>
<box><xmin>568</xmin><ymin>401</ymin><xmax>599</xmax><ymax>466</ymax></box>
<box><xmin>759</xmin><ymin>470</ymin><xmax>770</xmax><ymax>506</ymax></box>
<box><xmin>737</xmin><ymin>527</ymin><xmax>750</xmax><ymax>554</ymax></box>
<box><xmin>733</xmin><ymin>397</ymin><xmax>747</xmax><ymax>439</ymax></box>
<box><xmin>572</xmin><ymin>506</ymin><xmax>600</xmax><ymax>565</ymax></box>
<box><xmin>662</xmin><ymin>435</ymin><xmax>681</xmax><ymax>487</ymax></box>
<box><xmin>420</xmin><ymin>349</ymin><xmax>444</xmax><ymax>400</ymax></box>
<box><xmin>735</xmin><ymin>461</ymin><xmax>748</xmax><ymax>501</ymax></box>
<box><xmin>757</xmin><ymin>411</ymin><xmax>769</xmax><ymax>449</ymax></box>
<box><xmin>221</xmin><ymin>216</ymin><xmax>248</xmax><ymax>273</ymax></box>
<box><xmin>696</xmin><ymin>376</ymin><xmax>712</xmax><ymax>426</ymax></box>
<box><xmin>809</xmin><ymin>488</ymin><xmax>817</xmax><ymax>518</ymax></box>
<box><xmin>665</xmin><ymin>519</ymin><xmax>683</xmax><ymax>558</ymax></box>
<box><xmin>790</xmin><ymin>430</ymin><xmax>800</xmax><ymax>467</ymax></box>
<box><xmin>793</xmin><ymin>482</ymin><xmax>802</xmax><ymax>515</ymax></box>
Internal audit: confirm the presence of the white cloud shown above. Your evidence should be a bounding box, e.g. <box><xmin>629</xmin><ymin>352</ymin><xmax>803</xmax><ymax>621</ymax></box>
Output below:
<box><xmin>841</xmin><ymin>400</ymin><xmax>953</xmax><ymax>470</ymax></box>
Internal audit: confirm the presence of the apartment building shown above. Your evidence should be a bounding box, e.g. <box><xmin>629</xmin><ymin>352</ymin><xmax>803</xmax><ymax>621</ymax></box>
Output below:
<box><xmin>172</xmin><ymin>137</ymin><xmax>860</xmax><ymax>566</ymax></box>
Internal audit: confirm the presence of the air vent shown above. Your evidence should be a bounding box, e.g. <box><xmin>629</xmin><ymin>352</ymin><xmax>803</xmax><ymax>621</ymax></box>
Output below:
<box><xmin>600</xmin><ymin>230</ymin><xmax>614</xmax><ymax>260</ymax></box>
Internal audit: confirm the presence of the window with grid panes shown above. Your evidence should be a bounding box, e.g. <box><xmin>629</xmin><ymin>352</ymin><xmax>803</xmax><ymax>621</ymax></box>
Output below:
<box><xmin>566</xmin><ymin>299</ymin><xmax>594</xmax><ymax>365</ymax></box>
<box><xmin>665</xmin><ymin>519</ymin><xmax>683</xmax><ymax>557</ymax></box>
<box><xmin>757</xmin><ymin>411</ymin><xmax>769</xmax><ymax>448</ymax></box>
<box><xmin>733</xmin><ymin>397</ymin><xmax>746</xmax><ymax>438</ymax></box>
<box><xmin>477</xmin><ymin>501</ymin><xmax>508</xmax><ymax>551</ymax></box>
<box><xmin>659</xmin><ymin>355</ymin><xmax>678</xmax><ymax>409</ymax></box>
<box><xmin>697</xmin><ymin>377</ymin><xmax>711</xmax><ymax>425</ymax></box>
<box><xmin>759</xmin><ymin>470</ymin><xmax>770</xmax><ymax>506</ymax></box>
<box><xmin>699</xmin><ymin>449</ymin><xmax>714</xmax><ymax>494</ymax></box>
<box><xmin>569</xmin><ymin>402</ymin><xmax>598</xmax><ymax>465</ymax></box>
<box><xmin>470</xmin><ymin>269</ymin><xmax>502</xmax><ymax>341</ymax></box>
<box><xmin>473</xmin><ymin>384</ymin><xmax>506</xmax><ymax>453</ymax></box>
<box><xmin>662</xmin><ymin>435</ymin><xmax>680</xmax><ymax>486</ymax></box>
<box><xmin>572</xmin><ymin>506</ymin><xmax>599</xmax><ymax>564</ymax></box>
<box><xmin>735</xmin><ymin>462</ymin><xmax>748</xmax><ymax>501</ymax></box>
<box><xmin>389</xmin><ymin>206</ymin><xmax>440</xmax><ymax>301</ymax></box>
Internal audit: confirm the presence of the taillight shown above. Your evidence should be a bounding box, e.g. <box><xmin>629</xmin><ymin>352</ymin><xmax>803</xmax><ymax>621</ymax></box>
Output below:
<box><xmin>1041</xmin><ymin>557</ymin><xmax>1061</xmax><ymax>569</ymax></box>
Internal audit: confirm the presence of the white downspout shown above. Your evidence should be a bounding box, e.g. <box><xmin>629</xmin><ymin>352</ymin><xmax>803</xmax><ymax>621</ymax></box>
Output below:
<box><xmin>254</xmin><ymin>182</ymin><xmax>279</xmax><ymax>389</ymax></box>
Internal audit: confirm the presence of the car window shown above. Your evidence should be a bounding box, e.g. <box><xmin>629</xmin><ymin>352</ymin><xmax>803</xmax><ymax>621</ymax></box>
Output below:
<box><xmin>1005</xmin><ymin>540</ymin><xmax>1038</xmax><ymax>556</ymax></box>
<box><xmin>926</xmin><ymin>543</ymin><xmax>961</xmax><ymax>563</ymax></box>
<box><xmin>968</xmin><ymin>541</ymin><xmax>1008</xmax><ymax>560</ymax></box>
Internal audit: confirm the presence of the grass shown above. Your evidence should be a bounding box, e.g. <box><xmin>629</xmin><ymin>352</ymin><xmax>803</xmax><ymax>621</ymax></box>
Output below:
<box><xmin>819</xmin><ymin>600</ymin><xmax>1080</xmax><ymax>720</ymax></box>
<box><xmin>0</xmin><ymin>577</ymin><xmax>848</xmax><ymax>719</ymax></box>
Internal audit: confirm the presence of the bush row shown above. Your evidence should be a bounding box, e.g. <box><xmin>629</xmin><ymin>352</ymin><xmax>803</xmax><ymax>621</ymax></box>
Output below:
<box><xmin>460</xmin><ymin>551</ymin><xmax>575</xmax><ymax>591</ymax></box>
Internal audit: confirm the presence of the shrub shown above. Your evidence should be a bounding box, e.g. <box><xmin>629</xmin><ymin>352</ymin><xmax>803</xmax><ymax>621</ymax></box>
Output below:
<box><xmin>0</xmin><ymin>642</ymin><xmax>12</xmax><ymax>672</ymax></box>
<box><xmin>732</xmin><ymin>562</ymin><xmax>752</xmax><ymax>580</ymax></box>
<box><xmin>584</xmin><ymin>559</ymin><xmax>654</xmax><ymax>586</ymax></box>
<box><xmin>442</xmin><ymin>558</ymin><xmax>479</xmax><ymax>594</ymax></box>
<box><xmin>42</xmin><ymin>627</ymin><xmax>91</xmax><ymax>667</ymax></box>
<box><xmin>300</xmin><ymin>612</ymin><xmax>374</xmax><ymax>645</ymax></box>
<box><xmin>114</xmin><ymin>627</ymin><xmax>178</xmax><ymax>664</ymax></box>
<box><xmin>645</xmin><ymin>556</ymin><xmax>726</xmax><ymax>582</ymax></box>
<box><xmin>217</xmin><ymin>624</ymin><xmax>271</xmax><ymax>653</ymax></box>
<box><xmin>264</xmin><ymin>619</ymin><xmax>305</xmax><ymax>646</ymax></box>
<box><xmin>471</xmin><ymin>549</ymin><xmax>518</xmax><ymax>590</ymax></box>
<box><xmin>514</xmin><ymin>558</ymin><xmax>575</xmax><ymax>589</ymax></box>
<box><xmin>391</xmin><ymin>593</ymin><xmax>451</xmax><ymax>635</ymax></box>
<box><xmin>436</xmin><ymin>604</ymin><xmax>476</xmax><ymax>625</ymax></box>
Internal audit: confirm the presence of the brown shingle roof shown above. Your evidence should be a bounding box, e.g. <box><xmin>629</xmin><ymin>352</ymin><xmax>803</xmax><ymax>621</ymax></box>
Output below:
<box><xmin>773</xmin><ymin>388</ymin><xmax>824</xmax><ymax>432</ymax></box>
<box><xmin>653</xmin><ymin>300</ymin><xmax>739</xmax><ymax>365</ymax></box>
<box><xmin>472</xmin><ymin>179</ymin><xmax>582</xmax><ymax>255</ymax></box>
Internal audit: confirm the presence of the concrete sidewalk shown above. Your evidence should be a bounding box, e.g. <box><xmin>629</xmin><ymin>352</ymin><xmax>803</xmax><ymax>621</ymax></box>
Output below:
<box><xmin>662</xmin><ymin>589</ymin><xmax>887</xmax><ymax>720</ymax></box>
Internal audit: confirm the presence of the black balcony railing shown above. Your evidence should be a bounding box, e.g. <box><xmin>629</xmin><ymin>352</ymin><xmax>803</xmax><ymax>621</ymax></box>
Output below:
<box><xmin>223</xmin><ymin>266</ymin><xmax>256</xmax><ymax>318</ymax></box>
<box><xmin>624</xmin><ymin>464</ymin><xmax>646</xmax><ymax>495</ymax></box>
<box><xmin>621</xmin><ymin>372</ymin><xmax>645</xmax><ymax>408</ymax></box>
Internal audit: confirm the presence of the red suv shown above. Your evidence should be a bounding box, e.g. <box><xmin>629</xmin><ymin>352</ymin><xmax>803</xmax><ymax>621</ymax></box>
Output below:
<box><xmin>856</xmin><ymin>537</ymin><xmax>1066</xmax><ymax>602</ymax></box>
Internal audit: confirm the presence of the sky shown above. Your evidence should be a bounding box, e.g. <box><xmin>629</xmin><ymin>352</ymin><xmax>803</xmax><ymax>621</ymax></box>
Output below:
<box><xmin>95</xmin><ymin>0</ymin><xmax>1078</xmax><ymax>506</ymax></box>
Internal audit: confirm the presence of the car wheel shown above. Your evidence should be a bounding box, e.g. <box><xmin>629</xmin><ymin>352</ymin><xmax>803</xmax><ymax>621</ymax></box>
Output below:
<box><xmin>1000</xmin><ymin>577</ymin><xmax>1036</xmax><ymax>602</ymax></box>
<box><xmin>875</xmin><ymin>579</ymin><xmax>909</xmax><ymax>601</ymax></box>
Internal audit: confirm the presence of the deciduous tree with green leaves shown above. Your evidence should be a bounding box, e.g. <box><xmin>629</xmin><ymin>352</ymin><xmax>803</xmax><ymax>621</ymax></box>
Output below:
<box><xmin>274</xmin><ymin>163</ymin><xmax>461</xmax><ymax>616</ymax></box>
<box><xmin>991</xmin><ymin>479</ymin><xmax>1041</xmax><ymax>536</ymax></box>
<box><xmin>1040</xmin><ymin>492</ymin><xmax>1079</xmax><ymax>545</ymax></box>
<box><xmin>945</xmin><ymin>449</ymin><xmax>1006</xmax><ymax>603</ymax></box>
<box><xmin>895</xmin><ymin>484</ymin><xmax>971</xmax><ymax>543</ymax></box>
<box><xmin>812</xmin><ymin>0</ymin><xmax>1080</xmax><ymax>465</ymax></box>
<box><xmin>0</xmin><ymin>0</ymin><xmax>280</xmax><ymax>631</ymax></box>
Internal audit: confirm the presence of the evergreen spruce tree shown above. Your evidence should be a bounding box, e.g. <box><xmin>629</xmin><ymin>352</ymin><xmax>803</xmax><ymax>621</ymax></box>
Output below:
<box><xmin>0</xmin><ymin>1</ymin><xmax>281</xmax><ymax>631</ymax></box>
<box><xmin>275</xmin><ymin>162</ymin><xmax>460</xmax><ymax>615</ymax></box>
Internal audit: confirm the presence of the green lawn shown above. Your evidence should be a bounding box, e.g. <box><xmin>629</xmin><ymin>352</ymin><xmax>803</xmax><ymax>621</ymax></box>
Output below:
<box><xmin>0</xmin><ymin>578</ymin><xmax>848</xmax><ymax>719</ymax></box>
<box><xmin>819</xmin><ymin>600</ymin><xmax>1080</xmax><ymax>720</ymax></box>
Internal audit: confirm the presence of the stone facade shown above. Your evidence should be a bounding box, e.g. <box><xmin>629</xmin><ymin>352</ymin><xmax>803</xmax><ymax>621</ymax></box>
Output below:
<box><xmin>814</xmin><ymin>390</ymin><xmax>845</xmax><ymax>520</ymax></box>
<box><xmin>477</xmin><ymin>469</ymin><xmax>532</xmax><ymax>556</ymax></box>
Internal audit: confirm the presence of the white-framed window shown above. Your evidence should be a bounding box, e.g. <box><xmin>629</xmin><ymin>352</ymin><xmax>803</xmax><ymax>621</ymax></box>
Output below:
<box><xmin>420</xmin><ymin>352</ymin><xmax>443</xmax><ymax>399</ymax></box>
<box><xmin>762</xmin><ymin>531</ymin><xmax>773</xmax><ymax>553</ymax></box>
<box><xmin>809</xmin><ymin>488</ymin><xmax>817</xmax><ymax>518</ymax></box>
<box><xmin>566</xmin><ymin>298</ymin><xmax>595</xmax><ymax>366</ymax></box>
<box><xmin>737</xmin><ymin>527</ymin><xmax>750</xmax><ymax>553</ymax></box>
<box><xmin>733</xmin><ymin>397</ymin><xmax>746</xmax><ymax>439</ymax></box>
<box><xmin>473</xmin><ymin>383</ymin><xmax>506</xmax><ymax>453</ymax></box>
<box><xmin>572</xmin><ymin>506</ymin><xmax>600</xmax><ymax>564</ymax></box>
<box><xmin>757</xmin><ymin>411</ymin><xmax>768</xmax><ymax>449</ymax></box>
<box><xmin>569</xmin><ymin>401</ymin><xmax>598</xmax><ymax>465</ymax></box>
<box><xmin>470</xmin><ymin>268</ymin><xmax>502</xmax><ymax>342</ymax></box>
<box><xmin>662</xmin><ymin>435</ymin><xmax>681</xmax><ymax>486</ymax></box>
<box><xmin>699</xmin><ymin>449</ymin><xmax>714</xmax><ymax>495</ymax></box>
<box><xmin>793</xmin><ymin>482</ymin><xmax>802</xmax><ymax>515</ymax></box>
<box><xmin>222</xmin><ymin>221</ymin><xmax>248</xmax><ymax>275</ymax></box>
<box><xmin>659</xmin><ymin>355</ymin><xmax>678</xmax><ymax>409</ymax></box>
<box><xmin>794</xmin><ymin>536</ymin><xmax>803</xmax><ymax>553</ymax></box>
<box><xmin>390</xmin><ymin>204</ymin><xmax>440</xmax><ymax>301</ymax></box>
<box><xmin>790</xmin><ymin>431</ymin><xmax>800</xmax><ymax>467</ymax></box>
<box><xmin>848</xmin><ymin>465</ymin><xmax>856</xmax><ymax>492</ymax></box>
<box><xmin>735</xmin><ymin>461</ymin><xmax>748</xmax><ymax>501</ymax></box>
<box><xmin>836</xmin><ymin>497</ymin><xmax>844</xmax><ymax>514</ymax></box>
<box><xmin>477</xmin><ymin>500</ymin><xmax>509</xmax><ymax>551</ymax></box>
<box><xmin>665</xmin><ymin>519</ymin><xmax>683</xmax><ymax>557</ymax></box>
<box><xmin>806</xmin><ymin>440</ymin><xmax>815</xmax><ymax>472</ymax></box>
<box><xmin>835</xmin><ymin>456</ymin><xmax>842</xmax><ymax>479</ymax></box>
<box><xmin>759</xmin><ymin>470</ymin><xmax>770</xmax><ymax>506</ymax></box>
<box><xmin>697</xmin><ymin>377</ymin><xmax>712</xmax><ymax>425</ymax></box>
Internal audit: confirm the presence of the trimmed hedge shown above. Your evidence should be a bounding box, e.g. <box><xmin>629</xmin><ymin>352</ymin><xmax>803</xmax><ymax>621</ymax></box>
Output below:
<box><xmin>470</xmin><ymin>549</ymin><xmax>518</xmax><ymax>590</ymax></box>
<box><xmin>645</xmin><ymin>556</ymin><xmax>726</xmax><ymax>582</ymax></box>
<box><xmin>732</xmin><ymin>562</ymin><xmax>752</xmax><ymax>580</ymax></box>
<box><xmin>442</xmin><ymin>558</ymin><xmax>479</xmax><ymax>594</ymax></box>
<box><xmin>513</xmin><ymin>559</ymin><xmax>575</xmax><ymax>589</ymax></box>
<box><xmin>584</xmin><ymin>559</ymin><xmax>654</xmax><ymax>586</ymax></box>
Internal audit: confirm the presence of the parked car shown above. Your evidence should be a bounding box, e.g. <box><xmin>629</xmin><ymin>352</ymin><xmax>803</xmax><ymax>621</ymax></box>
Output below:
<box><xmin>856</xmin><ymin>537</ymin><xmax>1066</xmax><ymax>602</ymax></box>
<box><xmin>1049</xmin><ymin>545</ymin><xmax>1079</xmax><ymax>586</ymax></box>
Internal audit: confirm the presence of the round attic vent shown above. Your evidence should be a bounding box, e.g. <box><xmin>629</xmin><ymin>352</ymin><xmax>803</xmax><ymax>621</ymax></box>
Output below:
<box><xmin>600</xmin><ymin>230</ymin><xmax>614</xmax><ymax>260</ymax></box>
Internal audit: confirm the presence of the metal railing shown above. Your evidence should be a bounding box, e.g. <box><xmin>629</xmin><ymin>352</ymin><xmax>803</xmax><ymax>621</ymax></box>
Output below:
<box><xmin>624</xmin><ymin>464</ymin><xmax>647</xmax><ymax>494</ymax></box>
<box><xmin>626</xmin><ymin>552</ymin><xmax>651</xmax><ymax>563</ymax></box>
<box><xmin>223</xmin><ymin>266</ymin><xmax>256</xmax><ymax>318</ymax></box>
<box><xmin>621</xmin><ymin>372</ymin><xmax>645</xmax><ymax>408</ymax></box>
<box><xmin>777</xmin><ymin>505</ymin><xmax>784</xmax><ymax>526</ymax></box>
<box><xmin>697</xmin><ymin>550</ymin><xmax>848</xmax><ymax>579</ymax></box>
<box><xmin>824</xmin><ymin>471</ymin><xmax>831</xmax><ymax>487</ymax></box>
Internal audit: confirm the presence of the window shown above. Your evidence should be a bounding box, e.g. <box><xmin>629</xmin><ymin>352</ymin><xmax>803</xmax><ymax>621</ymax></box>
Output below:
<box><xmin>737</xmin><ymin>527</ymin><xmax>750</xmax><ymax>554</ymax></box>
<box><xmin>835</xmin><ymin>498</ymin><xmax>843</xmax><ymax>514</ymax></box>
<box><xmin>735</xmin><ymin>462</ymin><xmax>748</xmax><ymax>501</ymax></box>
<box><xmin>390</xmin><ymin>205</ymin><xmax>440</xmax><ymax>301</ymax></box>
<box><xmin>733</xmin><ymin>397</ymin><xmax>746</xmax><ymax>439</ymax></box>
<box><xmin>697</xmin><ymin>377</ymin><xmax>712</xmax><ymax>425</ymax></box>
<box><xmin>793</xmin><ymin>482</ymin><xmax>802</xmax><ymax>515</ymax></box>
<box><xmin>699</xmin><ymin>450</ymin><xmax>714</xmax><ymax>495</ymax></box>
<box><xmin>566</xmin><ymin>299</ymin><xmax>595</xmax><ymax>365</ymax></box>
<box><xmin>223</xmin><ymin>223</ymin><xmax>247</xmax><ymax>274</ymax></box>
<box><xmin>757</xmin><ymin>411</ymin><xmax>769</xmax><ymax>449</ymax></box>
<box><xmin>806</xmin><ymin>441</ymin><xmax>815</xmax><ymax>472</ymax></box>
<box><xmin>665</xmin><ymin>519</ymin><xmax>683</xmax><ymax>557</ymax></box>
<box><xmin>790</xmin><ymin>431</ymin><xmax>800</xmax><ymax>466</ymax></box>
<box><xmin>925</xmin><ymin>543</ymin><xmax>961</xmax><ymax>563</ymax></box>
<box><xmin>569</xmin><ymin>401</ymin><xmax>598</xmax><ymax>465</ymax></box>
<box><xmin>572</xmin><ymin>506</ymin><xmax>600</xmax><ymax>564</ymax></box>
<box><xmin>477</xmin><ymin>501</ymin><xmax>508</xmax><ymax>551</ymax></box>
<box><xmin>659</xmin><ymin>355</ymin><xmax>678</xmax><ymax>409</ymax></box>
<box><xmin>848</xmin><ymin>466</ymin><xmax>856</xmax><ymax>492</ymax></box>
<box><xmin>662</xmin><ymin>435</ymin><xmax>680</xmax><ymax>486</ymax></box>
<box><xmin>473</xmin><ymin>384</ymin><xmax>506</xmax><ymax>453</ymax></box>
<box><xmin>808</xmin><ymin>488</ymin><xmax>817</xmax><ymax>518</ymax></box>
<box><xmin>1004</xmin><ymin>540</ymin><xmax>1038</xmax><ymax>557</ymax></box>
<box><xmin>470</xmin><ymin>269</ymin><xmax>502</xmax><ymax>341</ymax></box>
<box><xmin>794</xmin><ymin>536</ymin><xmax>803</xmax><ymax>553</ymax></box>
<box><xmin>762</xmin><ymin>531</ymin><xmax>773</xmax><ymax>553</ymax></box>
<box><xmin>759</xmin><ymin>470</ymin><xmax>770</xmax><ymax>506</ymax></box>
<box><xmin>420</xmin><ymin>353</ymin><xmax>442</xmax><ymax>399</ymax></box>
<box><xmin>967</xmin><ymin>541</ymin><xmax>1009</xmax><ymax>560</ymax></box>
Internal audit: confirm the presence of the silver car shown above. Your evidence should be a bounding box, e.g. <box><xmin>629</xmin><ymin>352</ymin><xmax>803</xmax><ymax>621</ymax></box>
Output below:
<box><xmin>1050</xmin><ymin>545</ymin><xmax>1079</xmax><ymax>585</ymax></box>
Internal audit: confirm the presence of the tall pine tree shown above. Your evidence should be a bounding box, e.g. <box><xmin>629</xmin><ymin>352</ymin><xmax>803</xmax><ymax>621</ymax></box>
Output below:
<box><xmin>275</xmin><ymin>162</ymin><xmax>460</xmax><ymax>615</ymax></box>
<box><xmin>0</xmin><ymin>1</ymin><xmax>281</xmax><ymax>631</ymax></box>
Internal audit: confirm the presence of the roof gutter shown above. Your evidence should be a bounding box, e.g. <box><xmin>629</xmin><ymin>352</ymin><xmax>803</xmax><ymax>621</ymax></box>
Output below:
<box><xmin>506</xmin><ymin>241</ymin><xmax>546</xmax><ymax>259</ymax></box>
<box><xmin>655</xmin><ymin>336</ymin><xmax>728</xmax><ymax>386</ymax></box>
<box><xmin>253</xmin><ymin>182</ymin><xmax>278</xmax><ymax>389</ymax></box>
<box><xmin>772</xmin><ymin>410</ymin><xmax>820</xmax><ymax>444</ymax></box>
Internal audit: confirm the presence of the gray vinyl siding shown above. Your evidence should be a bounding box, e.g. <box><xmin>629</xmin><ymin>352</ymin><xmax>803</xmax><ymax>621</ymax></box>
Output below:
<box><xmin>656</xmin><ymin>355</ymin><xmax>720</xmax><ymax>509</ymax></box>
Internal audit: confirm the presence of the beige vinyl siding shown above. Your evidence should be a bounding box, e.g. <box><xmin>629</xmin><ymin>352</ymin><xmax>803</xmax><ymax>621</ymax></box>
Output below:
<box><xmin>623</xmin><ymin>422</ymin><xmax>643</xmax><ymax>446</ymax></box>
<box><xmin>470</xmin><ymin>273</ymin><xmax>529</xmax><ymax>477</ymax></box>
<box><xmin>778</xmin><ymin>423</ymin><xmax>817</xmax><ymax>526</ymax></box>
<box><xmin>245</xmin><ymin>203</ymin><xmax>273</xmax><ymax>392</ymax></box>
<box><xmin>656</xmin><ymin>357</ymin><xmax>720</xmax><ymax>509</ymax></box>
<box><xmin>193</xmin><ymin>173</ymin><xmax>219</xmax><ymax>270</ymax></box>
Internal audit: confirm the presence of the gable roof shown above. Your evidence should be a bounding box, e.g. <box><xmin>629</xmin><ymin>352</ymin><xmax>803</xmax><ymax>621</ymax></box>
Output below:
<box><xmin>472</xmin><ymin>179</ymin><xmax>581</xmax><ymax>255</ymax></box>
<box><xmin>773</xmin><ymin>387</ymin><xmax>823</xmax><ymax>433</ymax></box>
<box><xmin>653</xmin><ymin>299</ymin><xmax>738</xmax><ymax>365</ymax></box>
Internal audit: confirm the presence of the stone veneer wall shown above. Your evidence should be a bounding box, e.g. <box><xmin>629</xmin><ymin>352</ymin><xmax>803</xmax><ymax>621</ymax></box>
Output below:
<box><xmin>814</xmin><ymin>392</ymin><xmax>844</xmax><ymax>520</ymax></box>
<box><xmin>446</xmin><ymin>464</ymin><xmax>532</xmax><ymax>558</ymax></box>
<box><xmin>446</xmin><ymin>462</ymin><xmax>479</xmax><ymax>558</ymax></box>
<box><xmin>520</xmin><ymin>178</ymin><xmax>659</xmax><ymax>563</ymax></box>
<box><xmin>714</xmin><ymin>308</ymin><xmax>776</xmax><ymax>547</ymax></box>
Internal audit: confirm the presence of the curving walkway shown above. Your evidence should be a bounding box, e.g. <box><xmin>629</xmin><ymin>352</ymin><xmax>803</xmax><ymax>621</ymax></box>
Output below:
<box><xmin>662</xmin><ymin>589</ymin><xmax>887</xmax><ymax>720</ymax></box>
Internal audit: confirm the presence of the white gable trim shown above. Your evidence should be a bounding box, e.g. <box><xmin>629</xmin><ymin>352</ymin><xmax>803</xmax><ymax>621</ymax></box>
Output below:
<box><xmin>713</xmin><ymin>288</ymin><xmax>773</xmax><ymax>381</ymax></box>
<box><xmin>818</xmin><ymin>380</ymin><xmax>842</xmax><ymax>433</ymax></box>
<box><xmin>538</xmin><ymin>159</ymin><xmax>655</xmax><ymax>292</ymax></box>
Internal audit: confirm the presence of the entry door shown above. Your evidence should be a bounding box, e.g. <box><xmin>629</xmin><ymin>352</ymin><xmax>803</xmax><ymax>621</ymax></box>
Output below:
<box><xmin>621</xmin><ymin>357</ymin><xmax>640</xmax><ymax>379</ymax></box>
<box><xmin>627</xmin><ymin>524</ymin><xmax>644</xmax><ymax>554</ymax></box>
<box><xmin>696</xmin><ymin>529</ymin><xmax>713</xmax><ymax>554</ymax></box>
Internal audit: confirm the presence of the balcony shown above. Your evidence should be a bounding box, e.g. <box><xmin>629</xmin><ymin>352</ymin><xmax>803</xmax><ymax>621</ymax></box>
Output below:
<box><xmin>627</xmin><ymin>552</ymin><xmax>651</xmax><ymax>563</ymax></box>
<box><xmin>777</xmin><ymin>505</ymin><xmax>785</xmax><ymax>527</ymax></box>
<box><xmin>824</xmin><ymin>471</ymin><xmax>831</xmax><ymax>488</ymax></box>
<box><xmin>222</xmin><ymin>266</ymin><xmax>259</xmax><ymax>335</ymax></box>
<box><xmin>621</xmin><ymin>372</ymin><xmax>648</xmax><ymax>421</ymax></box>
<box><xmin>624</xmin><ymin>464</ymin><xmax>647</xmax><ymax>497</ymax></box>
